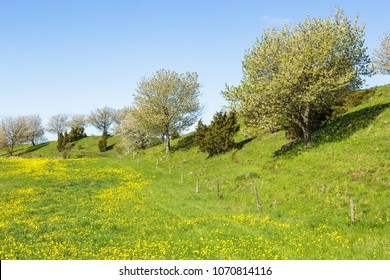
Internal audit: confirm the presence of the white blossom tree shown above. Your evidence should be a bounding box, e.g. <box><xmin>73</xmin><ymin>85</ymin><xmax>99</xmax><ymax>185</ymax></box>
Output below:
<box><xmin>133</xmin><ymin>69</ymin><xmax>203</xmax><ymax>153</ymax></box>
<box><xmin>0</xmin><ymin>116</ymin><xmax>29</xmax><ymax>155</ymax></box>
<box><xmin>224</xmin><ymin>9</ymin><xmax>372</xmax><ymax>148</ymax></box>
<box><xmin>373</xmin><ymin>32</ymin><xmax>390</xmax><ymax>74</ymax></box>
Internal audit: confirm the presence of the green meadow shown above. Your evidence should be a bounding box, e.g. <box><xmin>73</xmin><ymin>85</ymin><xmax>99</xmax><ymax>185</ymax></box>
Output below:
<box><xmin>1</xmin><ymin>85</ymin><xmax>389</xmax><ymax>259</ymax></box>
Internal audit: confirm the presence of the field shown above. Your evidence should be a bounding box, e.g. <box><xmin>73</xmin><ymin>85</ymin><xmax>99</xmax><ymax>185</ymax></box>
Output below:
<box><xmin>1</xmin><ymin>85</ymin><xmax>389</xmax><ymax>259</ymax></box>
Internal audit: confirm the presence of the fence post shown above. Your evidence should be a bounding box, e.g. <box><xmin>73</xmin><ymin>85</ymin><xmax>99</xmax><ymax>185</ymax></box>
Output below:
<box><xmin>216</xmin><ymin>182</ymin><xmax>221</xmax><ymax>199</ymax></box>
<box><xmin>350</xmin><ymin>197</ymin><xmax>355</xmax><ymax>224</ymax></box>
<box><xmin>196</xmin><ymin>177</ymin><xmax>199</xmax><ymax>193</ymax></box>
<box><xmin>254</xmin><ymin>187</ymin><xmax>261</xmax><ymax>211</ymax></box>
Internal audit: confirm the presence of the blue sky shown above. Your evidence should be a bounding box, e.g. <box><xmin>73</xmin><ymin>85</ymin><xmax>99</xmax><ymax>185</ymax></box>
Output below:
<box><xmin>1</xmin><ymin>0</ymin><xmax>389</xmax><ymax>140</ymax></box>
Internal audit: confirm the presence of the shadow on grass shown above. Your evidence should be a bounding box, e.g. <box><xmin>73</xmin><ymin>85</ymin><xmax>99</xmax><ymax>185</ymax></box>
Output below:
<box><xmin>106</xmin><ymin>144</ymin><xmax>115</xmax><ymax>151</ymax></box>
<box><xmin>231</xmin><ymin>137</ymin><xmax>256</xmax><ymax>163</ymax></box>
<box><xmin>274</xmin><ymin>102</ymin><xmax>390</xmax><ymax>157</ymax></box>
<box><xmin>234</xmin><ymin>137</ymin><xmax>256</xmax><ymax>150</ymax></box>
<box><xmin>171</xmin><ymin>134</ymin><xmax>195</xmax><ymax>152</ymax></box>
<box><xmin>314</xmin><ymin>102</ymin><xmax>390</xmax><ymax>144</ymax></box>
<box><xmin>18</xmin><ymin>142</ymin><xmax>49</xmax><ymax>156</ymax></box>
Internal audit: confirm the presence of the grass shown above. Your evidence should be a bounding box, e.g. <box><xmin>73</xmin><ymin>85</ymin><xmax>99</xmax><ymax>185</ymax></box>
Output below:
<box><xmin>0</xmin><ymin>135</ymin><xmax>121</xmax><ymax>158</ymax></box>
<box><xmin>0</xmin><ymin>85</ymin><xmax>389</xmax><ymax>259</ymax></box>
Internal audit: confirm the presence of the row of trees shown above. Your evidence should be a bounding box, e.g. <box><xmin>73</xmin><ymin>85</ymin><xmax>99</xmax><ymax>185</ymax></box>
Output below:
<box><xmin>0</xmin><ymin>115</ymin><xmax>45</xmax><ymax>155</ymax></box>
<box><xmin>117</xmin><ymin>9</ymin><xmax>389</xmax><ymax>156</ymax></box>
<box><xmin>46</xmin><ymin>107</ymin><xmax>116</xmax><ymax>152</ymax></box>
<box><xmin>2</xmin><ymin>9</ymin><xmax>389</xmax><ymax>157</ymax></box>
<box><xmin>0</xmin><ymin>107</ymin><xmax>117</xmax><ymax>156</ymax></box>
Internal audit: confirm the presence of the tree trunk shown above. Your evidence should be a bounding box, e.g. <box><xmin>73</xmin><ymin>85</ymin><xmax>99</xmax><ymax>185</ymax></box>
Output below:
<box><xmin>166</xmin><ymin>136</ymin><xmax>171</xmax><ymax>153</ymax></box>
<box><xmin>302</xmin><ymin>106</ymin><xmax>312</xmax><ymax>148</ymax></box>
<box><xmin>7</xmin><ymin>145</ymin><xmax>14</xmax><ymax>156</ymax></box>
<box><xmin>302</xmin><ymin>126</ymin><xmax>312</xmax><ymax>148</ymax></box>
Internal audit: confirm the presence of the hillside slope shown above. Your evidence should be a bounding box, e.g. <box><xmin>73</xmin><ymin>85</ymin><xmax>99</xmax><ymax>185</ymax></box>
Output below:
<box><xmin>1</xmin><ymin>85</ymin><xmax>389</xmax><ymax>259</ymax></box>
<box><xmin>124</xmin><ymin>84</ymin><xmax>390</xmax><ymax>259</ymax></box>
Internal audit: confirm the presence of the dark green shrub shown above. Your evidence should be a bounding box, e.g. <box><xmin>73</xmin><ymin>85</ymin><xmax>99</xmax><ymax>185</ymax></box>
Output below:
<box><xmin>98</xmin><ymin>131</ymin><xmax>108</xmax><ymax>152</ymax></box>
<box><xmin>171</xmin><ymin>130</ymin><xmax>180</xmax><ymax>140</ymax></box>
<box><xmin>57</xmin><ymin>132</ymin><xmax>64</xmax><ymax>152</ymax></box>
<box><xmin>194</xmin><ymin>111</ymin><xmax>240</xmax><ymax>157</ymax></box>
<box><xmin>69</xmin><ymin>127</ymin><xmax>87</xmax><ymax>142</ymax></box>
<box><xmin>56</xmin><ymin>132</ymin><xmax>69</xmax><ymax>152</ymax></box>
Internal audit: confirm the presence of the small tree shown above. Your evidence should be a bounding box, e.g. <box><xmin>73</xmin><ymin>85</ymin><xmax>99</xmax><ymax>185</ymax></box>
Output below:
<box><xmin>194</xmin><ymin>111</ymin><xmax>240</xmax><ymax>157</ymax></box>
<box><xmin>57</xmin><ymin>132</ymin><xmax>64</xmax><ymax>152</ymax></box>
<box><xmin>0</xmin><ymin>130</ymin><xmax>7</xmax><ymax>150</ymax></box>
<box><xmin>373</xmin><ymin>32</ymin><xmax>390</xmax><ymax>74</ymax></box>
<box><xmin>98</xmin><ymin>130</ymin><xmax>108</xmax><ymax>152</ymax></box>
<box><xmin>26</xmin><ymin>114</ymin><xmax>45</xmax><ymax>146</ymax></box>
<box><xmin>68</xmin><ymin>114</ymin><xmax>87</xmax><ymax>142</ymax></box>
<box><xmin>116</xmin><ymin>107</ymin><xmax>154</xmax><ymax>153</ymax></box>
<box><xmin>88</xmin><ymin>107</ymin><xmax>116</xmax><ymax>152</ymax></box>
<box><xmin>0</xmin><ymin>116</ymin><xmax>29</xmax><ymax>156</ymax></box>
<box><xmin>133</xmin><ymin>69</ymin><xmax>203</xmax><ymax>153</ymax></box>
<box><xmin>46</xmin><ymin>114</ymin><xmax>69</xmax><ymax>152</ymax></box>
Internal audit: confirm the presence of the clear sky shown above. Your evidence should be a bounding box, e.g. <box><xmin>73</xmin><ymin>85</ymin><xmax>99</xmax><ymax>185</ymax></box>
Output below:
<box><xmin>1</xmin><ymin>0</ymin><xmax>389</xmax><ymax>140</ymax></box>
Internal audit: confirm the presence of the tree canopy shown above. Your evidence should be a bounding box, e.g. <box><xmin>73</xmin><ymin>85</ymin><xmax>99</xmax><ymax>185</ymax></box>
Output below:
<box><xmin>223</xmin><ymin>9</ymin><xmax>372</xmax><ymax>148</ymax></box>
<box><xmin>116</xmin><ymin>107</ymin><xmax>153</xmax><ymax>153</ymax></box>
<box><xmin>88</xmin><ymin>107</ymin><xmax>116</xmax><ymax>135</ymax></box>
<box><xmin>373</xmin><ymin>32</ymin><xmax>390</xmax><ymax>74</ymax></box>
<box><xmin>132</xmin><ymin>69</ymin><xmax>202</xmax><ymax>153</ymax></box>
<box><xmin>0</xmin><ymin>116</ymin><xmax>29</xmax><ymax>155</ymax></box>
<box><xmin>26</xmin><ymin>114</ymin><xmax>45</xmax><ymax>146</ymax></box>
<box><xmin>45</xmin><ymin>114</ymin><xmax>69</xmax><ymax>135</ymax></box>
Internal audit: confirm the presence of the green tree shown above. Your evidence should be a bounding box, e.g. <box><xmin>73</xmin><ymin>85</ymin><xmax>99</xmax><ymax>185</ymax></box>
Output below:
<box><xmin>68</xmin><ymin>114</ymin><xmax>87</xmax><ymax>142</ymax></box>
<box><xmin>68</xmin><ymin>127</ymin><xmax>87</xmax><ymax>142</ymax></box>
<box><xmin>57</xmin><ymin>132</ymin><xmax>64</xmax><ymax>152</ymax></box>
<box><xmin>98</xmin><ymin>130</ymin><xmax>108</xmax><ymax>152</ymax></box>
<box><xmin>194</xmin><ymin>111</ymin><xmax>240</xmax><ymax>157</ymax></box>
<box><xmin>224</xmin><ymin>9</ymin><xmax>372</xmax><ymax>148</ymax></box>
<box><xmin>133</xmin><ymin>69</ymin><xmax>202</xmax><ymax>153</ymax></box>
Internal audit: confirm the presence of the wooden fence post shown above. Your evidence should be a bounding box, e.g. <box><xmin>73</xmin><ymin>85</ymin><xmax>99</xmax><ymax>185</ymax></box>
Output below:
<box><xmin>254</xmin><ymin>187</ymin><xmax>262</xmax><ymax>211</ymax></box>
<box><xmin>196</xmin><ymin>177</ymin><xmax>199</xmax><ymax>193</ymax></box>
<box><xmin>350</xmin><ymin>197</ymin><xmax>355</xmax><ymax>224</ymax></box>
<box><xmin>216</xmin><ymin>182</ymin><xmax>221</xmax><ymax>199</ymax></box>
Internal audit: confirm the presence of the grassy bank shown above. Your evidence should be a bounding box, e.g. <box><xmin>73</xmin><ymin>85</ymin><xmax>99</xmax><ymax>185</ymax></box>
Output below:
<box><xmin>1</xmin><ymin>85</ymin><xmax>389</xmax><ymax>259</ymax></box>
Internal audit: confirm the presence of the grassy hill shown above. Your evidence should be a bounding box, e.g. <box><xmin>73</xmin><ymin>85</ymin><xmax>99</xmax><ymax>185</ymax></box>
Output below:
<box><xmin>0</xmin><ymin>135</ymin><xmax>121</xmax><ymax>158</ymax></box>
<box><xmin>0</xmin><ymin>85</ymin><xmax>389</xmax><ymax>259</ymax></box>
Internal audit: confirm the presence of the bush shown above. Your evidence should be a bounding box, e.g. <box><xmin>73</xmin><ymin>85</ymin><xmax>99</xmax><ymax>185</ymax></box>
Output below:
<box><xmin>56</xmin><ymin>132</ymin><xmax>69</xmax><ymax>152</ymax></box>
<box><xmin>194</xmin><ymin>111</ymin><xmax>240</xmax><ymax>157</ymax></box>
<box><xmin>98</xmin><ymin>131</ymin><xmax>108</xmax><ymax>152</ymax></box>
<box><xmin>69</xmin><ymin>127</ymin><xmax>87</xmax><ymax>142</ymax></box>
<box><xmin>171</xmin><ymin>130</ymin><xmax>180</xmax><ymax>140</ymax></box>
